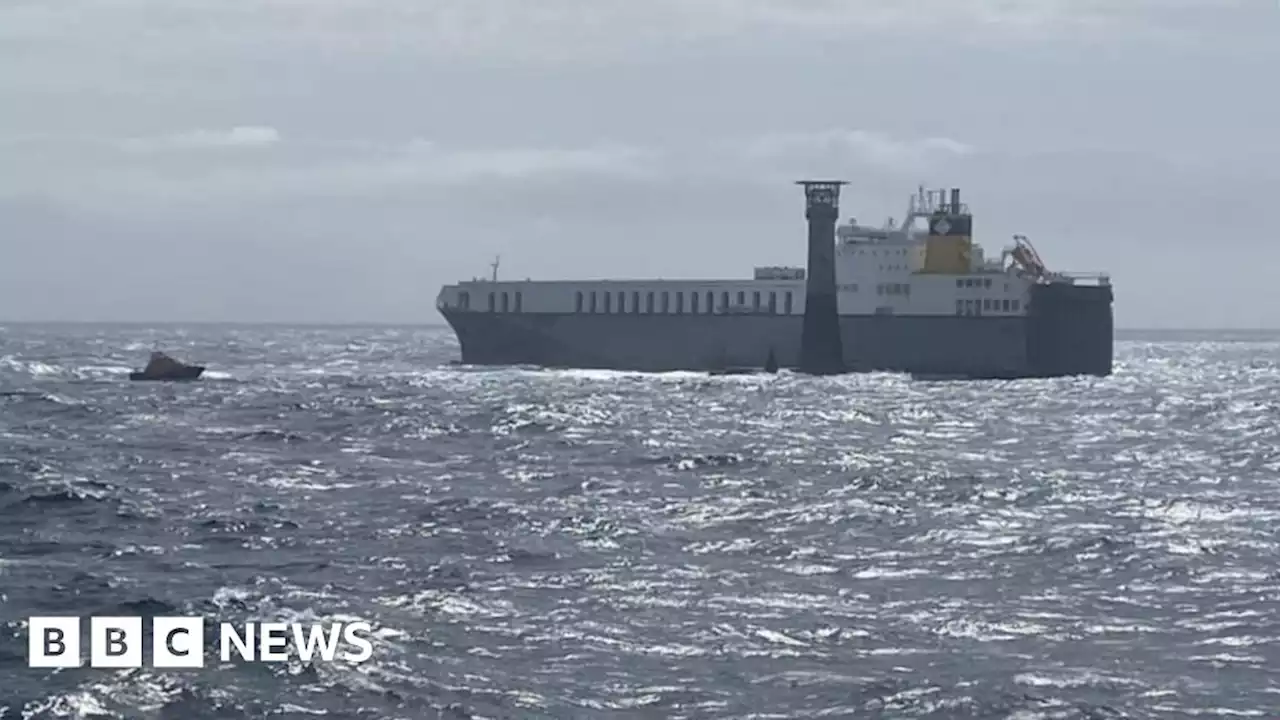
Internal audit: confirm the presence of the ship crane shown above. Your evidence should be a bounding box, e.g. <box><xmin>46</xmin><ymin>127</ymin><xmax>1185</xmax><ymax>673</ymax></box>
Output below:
<box><xmin>1004</xmin><ymin>233</ymin><xmax>1051</xmax><ymax>282</ymax></box>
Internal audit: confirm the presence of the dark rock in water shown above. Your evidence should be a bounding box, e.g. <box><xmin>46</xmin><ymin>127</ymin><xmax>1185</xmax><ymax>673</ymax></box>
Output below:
<box><xmin>129</xmin><ymin>351</ymin><xmax>205</xmax><ymax>381</ymax></box>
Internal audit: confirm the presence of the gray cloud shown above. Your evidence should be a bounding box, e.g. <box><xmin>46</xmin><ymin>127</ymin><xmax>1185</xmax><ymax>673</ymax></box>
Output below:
<box><xmin>0</xmin><ymin>127</ymin><xmax>976</xmax><ymax>209</ymax></box>
<box><xmin>0</xmin><ymin>0</ymin><xmax>1275</xmax><ymax>327</ymax></box>
<box><xmin>118</xmin><ymin>126</ymin><xmax>282</xmax><ymax>152</ymax></box>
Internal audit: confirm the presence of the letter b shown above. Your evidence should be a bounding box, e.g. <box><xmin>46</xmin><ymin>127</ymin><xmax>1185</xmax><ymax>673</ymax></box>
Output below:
<box><xmin>28</xmin><ymin>617</ymin><xmax>81</xmax><ymax>668</ymax></box>
<box><xmin>90</xmin><ymin>617</ymin><xmax>142</xmax><ymax>668</ymax></box>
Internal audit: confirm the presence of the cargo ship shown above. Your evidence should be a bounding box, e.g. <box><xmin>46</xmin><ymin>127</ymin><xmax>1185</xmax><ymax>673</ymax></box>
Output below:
<box><xmin>435</xmin><ymin>182</ymin><xmax>1114</xmax><ymax>378</ymax></box>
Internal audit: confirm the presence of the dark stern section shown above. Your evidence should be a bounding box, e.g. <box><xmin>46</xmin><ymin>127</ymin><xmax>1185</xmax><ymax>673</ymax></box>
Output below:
<box><xmin>1027</xmin><ymin>282</ymin><xmax>1114</xmax><ymax>377</ymax></box>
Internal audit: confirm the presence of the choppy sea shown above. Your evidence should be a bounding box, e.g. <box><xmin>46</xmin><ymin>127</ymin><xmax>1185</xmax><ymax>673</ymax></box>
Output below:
<box><xmin>2</xmin><ymin>324</ymin><xmax>1279</xmax><ymax>719</ymax></box>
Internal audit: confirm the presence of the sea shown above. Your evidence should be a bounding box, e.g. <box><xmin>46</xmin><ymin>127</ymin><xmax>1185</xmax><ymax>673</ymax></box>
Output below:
<box><xmin>2</xmin><ymin>324</ymin><xmax>1278</xmax><ymax>719</ymax></box>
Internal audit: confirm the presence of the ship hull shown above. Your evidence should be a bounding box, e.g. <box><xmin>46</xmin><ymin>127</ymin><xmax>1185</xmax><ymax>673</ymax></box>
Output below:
<box><xmin>440</xmin><ymin>284</ymin><xmax>1113</xmax><ymax>379</ymax></box>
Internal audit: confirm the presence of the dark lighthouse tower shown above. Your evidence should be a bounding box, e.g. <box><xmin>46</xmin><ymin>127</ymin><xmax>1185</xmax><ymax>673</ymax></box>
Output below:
<box><xmin>796</xmin><ymin>180</ymin><xmax>848</xmax><ymax>376</ymax></box>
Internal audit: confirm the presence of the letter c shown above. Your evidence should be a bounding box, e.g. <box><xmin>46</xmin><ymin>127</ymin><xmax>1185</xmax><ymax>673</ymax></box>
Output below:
<box><xmin>166</xmin><ymin>627</ymin><xmax>189</xmax><ymax>656</ymax></box>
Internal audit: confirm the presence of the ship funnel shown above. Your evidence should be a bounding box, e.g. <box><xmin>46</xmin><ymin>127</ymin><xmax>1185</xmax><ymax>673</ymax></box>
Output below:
<box><xmin>795</xmin><ymin>180</ymin><xmax>848</xmax><ymax>375</ymax></box>
<box><xmin>920</xmin><ymin>186</ymin><xmax>974</xmax><ymax>274</ymax></box>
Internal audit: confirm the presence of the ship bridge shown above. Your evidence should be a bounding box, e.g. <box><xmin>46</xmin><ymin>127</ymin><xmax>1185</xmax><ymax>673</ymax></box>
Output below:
<box><xmin>835</xmin><ymin>185</ymin><xmax>947</xmax><ymax>244</ymax></box>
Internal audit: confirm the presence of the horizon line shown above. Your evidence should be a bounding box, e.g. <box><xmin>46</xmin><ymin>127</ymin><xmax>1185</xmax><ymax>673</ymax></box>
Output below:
<box><xmin>1</xmin><ymin>320</ymin><xmax>1279</xmax><ymax>333</ymax></box>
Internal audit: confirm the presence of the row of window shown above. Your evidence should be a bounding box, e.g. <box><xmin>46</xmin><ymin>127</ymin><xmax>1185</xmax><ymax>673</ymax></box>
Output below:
<box><xmin>576</xmin><ymin>289</ymin><xmax>795</xmax><ymax>315</ymax></box>
<box><xmin>454</xmin><ymin>288</ymin><xmax>1019</xmax><ymax>316</ymax></box>
<box><xmin>958</xmin><ymin>277</ymin><xmax>994</xmax><ymax>289</ymax></box>
<box><xmin>453</xmin><ymin>291</ymin><xmax>522</xmax><ymax>312</ymax></box>
<box><xmin>956</xmin><ymin>297</ymin><xmax>1020</xmax><ymax>316</ymax></box>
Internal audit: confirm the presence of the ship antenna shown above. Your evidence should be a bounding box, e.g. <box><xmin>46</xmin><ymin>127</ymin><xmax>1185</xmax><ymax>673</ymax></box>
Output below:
<box><xmin>490</xmin><ymin>255</ymin><xmax>501</xmax><ymax>282</ymax></box>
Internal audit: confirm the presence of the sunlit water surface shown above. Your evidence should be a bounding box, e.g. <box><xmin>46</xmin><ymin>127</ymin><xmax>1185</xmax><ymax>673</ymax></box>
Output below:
<box><xmin>2</xmin><ymin>325</ymin><xmax>1279</xmax><ymax>719</ymax></box>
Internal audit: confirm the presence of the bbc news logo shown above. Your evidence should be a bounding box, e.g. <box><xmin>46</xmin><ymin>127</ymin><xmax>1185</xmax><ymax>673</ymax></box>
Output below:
<box><xmin>27</xmin><ymin>616</ymin><xmax>374</xmax><ymax>668</ymax></box>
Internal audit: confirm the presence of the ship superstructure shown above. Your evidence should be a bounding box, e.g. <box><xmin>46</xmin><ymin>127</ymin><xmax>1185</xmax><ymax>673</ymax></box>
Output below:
<box><xmin>435</xmin><ymin>184</ymin><xmax>1113</xmax><ymax>378</ymax></box>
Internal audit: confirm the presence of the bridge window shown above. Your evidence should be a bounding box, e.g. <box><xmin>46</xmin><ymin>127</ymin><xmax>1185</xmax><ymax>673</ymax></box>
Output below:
<box><xmin>603</xmin><ymin>292</ymin><xmax>612</xmax><ymax>313</ymax></box>
<box><xmin>1002</xmin><ymin>298</ymin><xmax>1010</xmax><ymax>312</ymax></box>
<box><xmin>459</xmin><ymin>291</ymin><xmax>470</xmax><ymax>310</ymax></box>
<box><xmin>720</xmin><ymin>291</ymin><xmax>729</xmax><ymax>313</ymax></box>
<box><xmin>589</xmin><ymin>292</ymin><xmax>597</xmax><ymax>313</ymax></box>
<box><xmin>488</xmin><ymin>292</ymin><xmax>496</xmax><ymax>312</ymax></box>
<box><xmin>618</xmin><ymin>292</ymin><xmax>626</xmax><ymax>313</ymax></box>
<box><xmin>752</xmin><ymin>291</ymin><xmax>761</xmax><ymax>312</ymax></box>
<box><xmin>632</xmin><ymin>291</ymin><xmax>640</xmax><ymax>313</ymax></box>
<box><xmin>646</xmin><ymin>292</ymin><xmax>655</xmax><ymax>313</ymax></box>
<box><xmin>768</xmin><ymin>291</ymin><xmax>777</xmax><ymax>314</ymax></box>
<box><xmin>514</xmin><ymin>291</ymin><xmax>522</xmax><ymax>312</ymax></box>
<box><xmin>982</xmin><ymin>298</ymin><xmax>991</xmax><ymax>311</ymax></box>
<box><xmin>661</xmin><ymin>292</ymin><xmax>670</xmax><ymax>313</ymax></box>
<box><xmin>737</xmin><ymin>291</ymin><xmax>745</xmax><ymax>306</ymax></box>
<box><xmin>984</xmin><ymin>278</ymin><xmax>992</xmax><ymax>288</ymax></box>
<box><xmin>575</xmin><ymin>291</ymin><xmax>584</xmax><ymax>313</ymax></box>
<box><xmin>1011</xmin><ymin>299</ymin><xmax>1020</xmax><ymax>312</ymax></box>
<box><xmin>500</xmin><ymin>292</ymin><xmax>509</xmax><ymax>312</ymax></box>
<box><xmin>691</xmin><ymin>292</ymin><xmax>700</xmax><ymax>314</ymax></box>
<box><xmin>956</xmin><ymin>299</ymin><xmax>964</xmax><ymax>315</ymax></box>
<box><xmin>784</xmin><ymin>292</ymin><xmax>793</xmax><ymax>314</ymax></box>
<box><xmin>675</xmin><ymin>291</ymin><xmax>684</xmax><ymax>314</ymax></box>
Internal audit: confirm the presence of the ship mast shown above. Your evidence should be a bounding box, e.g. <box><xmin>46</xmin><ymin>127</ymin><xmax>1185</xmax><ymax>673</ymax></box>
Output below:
<box><xmin>490</xmin><ymin>255</ymin><xmax>501</xmax><ymax>282</ymax></box>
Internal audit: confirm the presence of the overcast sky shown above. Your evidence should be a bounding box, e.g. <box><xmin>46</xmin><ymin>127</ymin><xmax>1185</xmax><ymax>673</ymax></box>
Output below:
<box><xmin>1</xmin><ymin>0</ymin><xmax>1276</xmax><ymax>327</ymax></box>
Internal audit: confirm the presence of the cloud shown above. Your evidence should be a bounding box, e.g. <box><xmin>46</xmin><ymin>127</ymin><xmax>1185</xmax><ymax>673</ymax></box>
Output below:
<box><xmin>0</xmin><ymin>127</ymin><xmax>973</xmax><ymax>209</ymax></box>
<box><xmin>738</xmin><ymin>130</ymin><xmax>975</xmax><ymax>174</ymax></box>
<box><xmin>0</xmin><ymin>0</ymin><xmax>1243</xmax><ymax>66</ymax></box>
<box><xmin>397</xmin><ymin>140</ymin><xmax>655</xmax><ymax>182</ymax></box>
<box><xmin>0</xmin><ymin>130</ymin><xmax>663</xmax><ymax>208</ymax></box>
<box><xmin>118</xmin><ymin>126</ymin><xmax>281</xmax><ymax>152</ymax></box>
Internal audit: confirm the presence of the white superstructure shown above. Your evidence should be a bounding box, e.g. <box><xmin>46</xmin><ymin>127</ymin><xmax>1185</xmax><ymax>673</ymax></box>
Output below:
<box><xmin>435</xmin><ymin>187</ymin><xmax>1108</xmax><ymax>318</ymax></box>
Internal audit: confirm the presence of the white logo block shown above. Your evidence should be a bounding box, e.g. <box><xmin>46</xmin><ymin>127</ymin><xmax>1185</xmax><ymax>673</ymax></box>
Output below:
<box><xmin>28</xmin><ymin>615</ymin><xmax>372</xmax><ymax>668</ymax></box>
<box><xmin>90</xmin><ymin>616</ymin><xmax>143</xmax><ymax>668</ymax></box>
<box><xmin>153</xmin><ymin>617</ymin><xmax>205</xmax><ymax>668</ymax></box>
<box><xmin>28</xmin><ymin>617</ymin><xmax>82</xmax><ymax>667</ymax></box>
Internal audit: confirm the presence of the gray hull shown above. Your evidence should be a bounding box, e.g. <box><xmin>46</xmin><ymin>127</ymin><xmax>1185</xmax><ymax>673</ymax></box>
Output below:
<box><xmin>441</xmin><ymin>283</ymin><xmax>1113</xmax><ymax>379</ymax></box>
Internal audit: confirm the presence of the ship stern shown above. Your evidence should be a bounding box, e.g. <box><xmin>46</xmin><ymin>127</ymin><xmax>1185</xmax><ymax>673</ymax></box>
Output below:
<box><xmin>1026</xmin><ymin>281</ymin><xmax>1114</xmax><ymax>377</ymax></box>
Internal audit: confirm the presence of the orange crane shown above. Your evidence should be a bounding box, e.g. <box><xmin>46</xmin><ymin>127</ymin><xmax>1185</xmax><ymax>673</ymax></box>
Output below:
<box><xmin>1005</xmin><ymin>233</ymin><xmax>1050</xmax><ymax>282</ymax></box>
